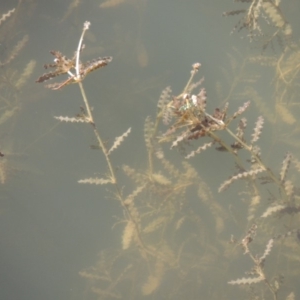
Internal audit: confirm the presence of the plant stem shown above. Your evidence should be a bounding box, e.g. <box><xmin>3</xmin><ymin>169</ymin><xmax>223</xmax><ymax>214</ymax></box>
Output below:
<box><xmin>77</xmin><ymin>81</ymin><xmax>149</xmax><ymax>252</ymax></box>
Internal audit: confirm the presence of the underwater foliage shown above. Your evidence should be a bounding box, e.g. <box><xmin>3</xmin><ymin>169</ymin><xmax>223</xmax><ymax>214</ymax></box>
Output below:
<box><xmin>0</xmin><ymin>3</ymin><xmax>36</xmax><ymax>183</ymax></box>
<box><xmin>0</xmin><ymin>6</ymin><xmax>31</xmax><ymax>123</ymax></box>
<box><xmin>223</xmin><ymin>0</ymin><xmax>292</xmax><ymax>49</ymax></box>
<box><xmin>34</xmin><ymin>1</ymin><xmax>300</xmax><ymax>299</ymax></box>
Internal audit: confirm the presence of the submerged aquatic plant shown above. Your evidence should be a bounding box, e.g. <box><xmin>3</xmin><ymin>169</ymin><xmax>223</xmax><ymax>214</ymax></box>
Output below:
<box><xmin>35</xmin><ymin>2</ymin><xmax>300</xmax><ymax>297</ymax></box>
<box><xmin>223</xmin><ymin>0</ymin><xmax>292</xmax><ymax>49</ymax></box>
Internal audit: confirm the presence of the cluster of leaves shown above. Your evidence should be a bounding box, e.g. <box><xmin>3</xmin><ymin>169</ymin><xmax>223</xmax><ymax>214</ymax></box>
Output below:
<box><xmin>35</xmin><ymin>49</ymin><xmax>112</xmax><ymax>90</ymax></box>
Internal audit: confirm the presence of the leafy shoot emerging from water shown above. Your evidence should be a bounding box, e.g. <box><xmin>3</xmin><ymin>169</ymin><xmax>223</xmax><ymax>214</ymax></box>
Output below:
<box><xmin>36</xmin><ymin>21</ymin><xmax>112</xmax><ymax>90</ymax></box>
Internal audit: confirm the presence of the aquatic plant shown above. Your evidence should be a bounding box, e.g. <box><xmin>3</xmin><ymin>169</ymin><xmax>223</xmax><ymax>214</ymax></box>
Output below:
<box><xmin>0</xmin><ymin>4</ymin><xmax>36</xmax><ymax>184</ymax></box>
<box><xmin>35</xmin><ymin>1</ymin><xmax>300</xmax><ymax>297</ymax></box>
<box><xmin>223</xmin><ymin>0</ymin><xmax>292</xmax><ymax>49</ymax></box>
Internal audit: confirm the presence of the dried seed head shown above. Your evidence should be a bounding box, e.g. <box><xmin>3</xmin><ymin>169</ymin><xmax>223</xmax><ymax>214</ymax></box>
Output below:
<box><xmin>192</xmin><ymin>62</ymin><xmax>201</xmax><ymax>70</ymax></box>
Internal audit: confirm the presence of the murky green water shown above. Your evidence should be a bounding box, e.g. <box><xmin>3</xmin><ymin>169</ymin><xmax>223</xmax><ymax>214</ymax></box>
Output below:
<box><xmin>0</xmin><ymin>0</ymin><xmax>299</xmax><ymax>299</ymax></box>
